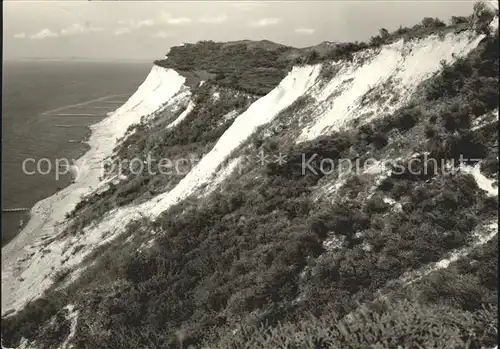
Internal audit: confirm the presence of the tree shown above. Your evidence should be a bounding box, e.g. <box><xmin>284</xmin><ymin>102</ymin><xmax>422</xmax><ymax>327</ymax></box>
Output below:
<box><xmin>421</xmin><ymin>17</ymin><xmax>446</xmax><ymax>28</ymax></box>
<box><xmin>395</xmin><ymin>25</ymin><xmax>410</xmax><ymax>35</ymax></box>
<box><xmin>379</xmin><ymin>28</ymin><xmax>390</xmax><ymax>39</ymax></box>
<box><xmin>450</xmin><ymin>16</ymin><xmax>469</xmax><ymax>25</ymax></box>
<box><xmin>369</xmin><ymin>35</ymin><xmax>384</xmax><ymax>47</ymax></box>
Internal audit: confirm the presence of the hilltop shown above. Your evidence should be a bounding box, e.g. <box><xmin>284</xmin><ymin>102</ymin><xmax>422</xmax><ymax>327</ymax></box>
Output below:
<box><xmin>153</xmin><ymin>10</ymin><xmax>487</xmax><ymax>96</ymax></box>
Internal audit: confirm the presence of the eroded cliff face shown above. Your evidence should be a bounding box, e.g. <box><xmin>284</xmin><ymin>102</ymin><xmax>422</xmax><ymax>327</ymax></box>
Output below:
<box><xmin>2</xmin><ymin>7</ymin><xmax>498</xmax><ymax>349</ymax></box>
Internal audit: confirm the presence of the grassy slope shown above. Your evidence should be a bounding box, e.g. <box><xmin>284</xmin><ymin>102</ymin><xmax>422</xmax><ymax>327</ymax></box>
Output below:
<box><xmin>1</xmin><ymin>7</ymin><xmax>498</xmax><ymax>349</ymax></box>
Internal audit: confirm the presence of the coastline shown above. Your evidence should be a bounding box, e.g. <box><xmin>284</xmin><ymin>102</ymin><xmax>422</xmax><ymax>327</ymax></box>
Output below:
<box><xmin>1</xmin><ymin>109</ymin><xmax>119</xmax><ymax>304</ymax></box>
<box><xmin>1</xmin><ymin>97</ymin><xmax>118</xmax><ymax>247</ymax></box>
<box><xmin>1</xmin><ymin>66</ymin><xmax>187</xmax><ymax>314</ymax></box>
<box><xmin>2</xmin><ymin>124</ymin><xmax>93</xmax><ymax>247</ymax></box>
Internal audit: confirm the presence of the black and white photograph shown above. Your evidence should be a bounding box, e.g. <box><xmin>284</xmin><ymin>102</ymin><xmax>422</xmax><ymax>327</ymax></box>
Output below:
<box><xmin>1</xmin><ymin>0</ymin><xmax>499</xmax><ymax>348</ymax></box>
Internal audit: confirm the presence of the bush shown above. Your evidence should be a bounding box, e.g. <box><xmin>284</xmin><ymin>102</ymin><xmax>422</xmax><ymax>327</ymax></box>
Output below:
<box><xmin>424</xmin><ymin>124</ymin><xmax>438</xmax><ymax>138</ymax></box>
<box><xmin>155</xmin><ymin>41</ymin><xmax>295</xmax><ymax>96</ymax></box>
<box><xmin>369</xmin><ymin>35</ymin><xmax>384</xmax><ymax>47</ymax></box>
<box><xmin>319</xmin><ymin>63</ymin><xmax>340</xmax><ymax>81</ymax></box>
<box><xmin>10</xmin><ymin>7</ymin><xmax>498</xmax><ymax>348</ymax></box>
<box><xmin>409</xmin><ymin>235</ymin><xmax>498</xmax><ymax>337</ymax></box>
<box><xmin>1</xmin><ymin>295</ymin><xmax>66</xmax><ymax>347</ymax></box>
<box><xmin>450</xmin><ymin>15</ymin><xmax>469</xmax><ymax>25</ymax></box>
<box><xmin>394</xmin><ymin>107</ymin><xmax>420</xmax><ymax>130</ymax></box>
<box><xmin>36</xmin><ymin>311</ymin><xmax>71</xmax><ymax>349</ymax></box>
<box><xmin>204</xmin><ymin>300</ymin><xmax>493</xmax><ymax>349</ymax></box>
<box><xmin>364</xmin><ymin>194</ymin><xmax>390</xmax><ymax>214</ymax></box>
<box><xmin>480</xmin><ymin>155</ymin><xmax>499</xmax><ymax>177</ymax></box>
<box><xmin>472</xmin><ymin>1</ymin><xmax>496</xmax><ymax>35</ymax></box>
<box><xmin>379</xmin><ymin>28</ymin><xmax>390</xmax><ymax>39</ymax></box>
<box><xmin>378</xmin><ymin>177</ymin><xmax>394</xmax><ymax>192</ymax></box>
<box><xmin>421</xmin><ymin>17</ymin><xmax>447</xmax><ymax>28</ymax></box>
<box><xmin>371</xmin><ymin>132</ymin><xmax>388</xmax><ymax>149</ymax></box>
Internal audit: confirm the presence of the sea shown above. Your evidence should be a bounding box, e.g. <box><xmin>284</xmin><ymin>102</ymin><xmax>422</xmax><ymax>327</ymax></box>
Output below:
<box><xmin>1</xmin><ymin>60</ymin><xmax>151</xmax><ymax>246</ymax></box>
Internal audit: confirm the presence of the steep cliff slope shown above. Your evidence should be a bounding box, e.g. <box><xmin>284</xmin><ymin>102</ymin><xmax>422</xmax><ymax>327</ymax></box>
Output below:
<box><xmin>2</xmin><ymin>4</ymin><xmax>498</xmax><ymax>349</ymax></box>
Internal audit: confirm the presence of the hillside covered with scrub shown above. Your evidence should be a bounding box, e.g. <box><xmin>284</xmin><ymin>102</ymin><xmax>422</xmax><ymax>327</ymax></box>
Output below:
<box><xmin>1</xmin><ymin>2</ymin><xmax>498</xmax><ymax>349</ymax></box>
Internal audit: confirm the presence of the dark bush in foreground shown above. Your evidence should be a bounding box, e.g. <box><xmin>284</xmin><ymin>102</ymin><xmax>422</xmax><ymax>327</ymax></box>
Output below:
<box><xmin>204</xmin><ymin>300</ymin><xmax>497</xmax><ymax>349</ymax></box>
<box><xmin>1</xmin><ymin>295</ymin><xmax>67</xmax><ymax>347</ymax></box>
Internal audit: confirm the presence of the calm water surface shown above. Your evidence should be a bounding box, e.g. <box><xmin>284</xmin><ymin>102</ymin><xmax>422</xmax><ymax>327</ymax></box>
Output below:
<box><xmin>2</xmin><ymin>60</ymin><xmax>151</xmax><ymax>246</ymax></box>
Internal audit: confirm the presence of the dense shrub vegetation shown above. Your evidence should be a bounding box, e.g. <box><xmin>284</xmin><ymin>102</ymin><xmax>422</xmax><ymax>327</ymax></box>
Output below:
<box><xmin>2</xmin><ymin>4</ymin><xmax>497</xmax><ymax>348</ymax></box>
<box><xmin>154</xmin><ymin>40</ymin><xmax>295</xmax><ymax>96</ymax></box>
<box><xmin>205</xmin><ymin>236</ymin><xmax>498</xmax><ymax>349</ymax></box>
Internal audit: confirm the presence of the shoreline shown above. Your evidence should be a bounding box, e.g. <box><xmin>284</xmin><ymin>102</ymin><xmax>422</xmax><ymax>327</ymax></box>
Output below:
<box><xmin>1</xmin><ymin>103</ymin><xmax>107</xmax><ymax>248</ymax></box>
<box><xmin>1</xmin><ymin>66</ymin><xmax>187</xmax><ymax>315</ymax></box>
<box><xmin>1</xmin><ymin>109</ymin><xmax>115</xmax><ymax>271</ymax></box>
<box><xmin>1</xmin><ymin>105</ymin><xmax>124</xmax><ymax>314</ymax></box>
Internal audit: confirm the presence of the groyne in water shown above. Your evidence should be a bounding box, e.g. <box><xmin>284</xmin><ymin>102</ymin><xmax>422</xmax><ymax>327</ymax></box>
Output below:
<box><xmin>2</xmin><ymin>208</ymin><xmax>30</xmax><ymax>213</ymax></box>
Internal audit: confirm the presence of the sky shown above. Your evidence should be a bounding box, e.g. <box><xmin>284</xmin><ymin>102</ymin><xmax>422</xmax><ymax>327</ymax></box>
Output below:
<box><xmin>3</xmin><ymin>0</ymin><xmax>478</xmax><ymax>61</ymax></box>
